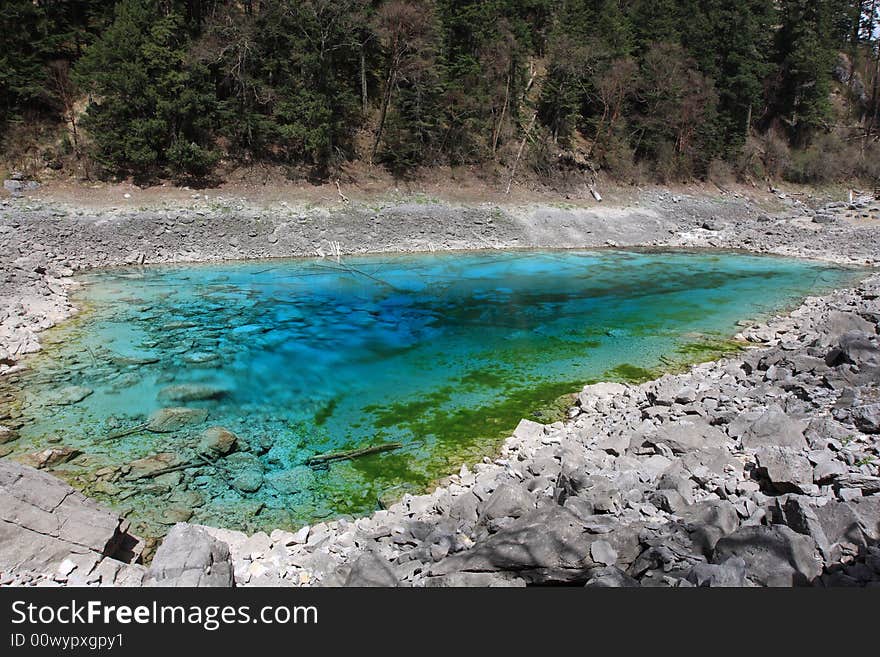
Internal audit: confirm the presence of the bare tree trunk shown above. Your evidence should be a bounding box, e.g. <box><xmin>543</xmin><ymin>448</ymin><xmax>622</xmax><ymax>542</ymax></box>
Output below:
<box><xmin>492</xmin><ymin>70</ymin><xmax>511</xmax><ymax>157</ymax></box>
<box><xmin>505</xmin><ymin>112</ymin><xmax>537</xmax><ymax>194</ymax></box>
<box><xmin>370</xmin><ymin>61</ymin><xmax>397</xmax><ymax>165</ymax></box>
<box><xmin>360</xmin><ymin>46</ymin><xmax>368</xmax><ymax>115</ymax></box>
<box><xmin>745</xmin><ymin>103</ymin><xmax>752</xmax><ymax>142</ymax></box>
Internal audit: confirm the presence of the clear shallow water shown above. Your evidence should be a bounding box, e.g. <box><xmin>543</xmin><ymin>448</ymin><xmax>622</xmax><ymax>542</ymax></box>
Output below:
<box><xmin>0</xmin><ymin>250</ymin><xmax>861</xmax><ymax>537</ymax></box>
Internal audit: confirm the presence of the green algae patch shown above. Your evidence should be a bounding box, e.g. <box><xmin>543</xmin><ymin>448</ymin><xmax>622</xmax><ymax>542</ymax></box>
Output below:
<box><xmin>603</xmin><ymin>363</ymin><xmax>658</xmax><ymax>383</ymax></box>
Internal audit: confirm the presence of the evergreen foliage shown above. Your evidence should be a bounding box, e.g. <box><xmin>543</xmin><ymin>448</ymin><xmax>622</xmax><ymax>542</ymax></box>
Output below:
<box><xmin>0</xmin><ymin>0</ymin><xmax>876</xmax><ymax>182</ymax></box>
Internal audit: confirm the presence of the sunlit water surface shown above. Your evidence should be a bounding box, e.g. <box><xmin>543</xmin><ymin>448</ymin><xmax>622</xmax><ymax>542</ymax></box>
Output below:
<box><xmin>0</xmin><ymin>250</ymin><xmax>861</xmax><ymax>537</ymax></box>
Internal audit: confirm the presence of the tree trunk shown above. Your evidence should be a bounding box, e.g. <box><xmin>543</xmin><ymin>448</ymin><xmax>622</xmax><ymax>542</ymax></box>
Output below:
<box><xmin>492</xmin><ymin>70</ymin><xmax>511</xmax><ymax>157</ymax></box>
<box><xmin>371</xmin><ymin>62</ymin><xmax>397</xmax><ymax>165</ymax></box>
<box><xmin>506</xmin><ymin>112</ymin><xmax>538</xmax><ymax>194</ymax></box>
<box><xmin>360</xmin><ymin>46</ymin><xmax>368</xmax><ymax>115</ymax></box>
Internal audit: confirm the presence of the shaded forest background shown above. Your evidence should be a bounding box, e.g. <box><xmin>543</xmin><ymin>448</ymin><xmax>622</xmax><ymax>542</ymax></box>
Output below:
<box><xmin>1</xmin><ymin>0</ymin><xmax>879</xmax><ymax>188</ymax></box>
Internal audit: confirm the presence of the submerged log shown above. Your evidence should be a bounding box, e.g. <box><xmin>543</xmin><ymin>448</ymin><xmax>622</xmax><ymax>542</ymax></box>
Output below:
<box><xmin>105</xmin><ymin>422</ymin><xmax>149</xmax><ymax>441</ymax></box>
<box><xmin>126</xmin><ymin>460</ymin><xmax>201</xmax><ymax>480</ymax></box>
<box><xmin>306</xmin><ymin>442</ymin><xmax>403</xmax><ymax>467</ymax></box>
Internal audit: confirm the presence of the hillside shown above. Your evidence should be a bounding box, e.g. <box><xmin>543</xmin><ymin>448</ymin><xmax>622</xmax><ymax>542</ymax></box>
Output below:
<box><xmin>0</xmin><ymin>1</ymin><xmax>879</xmax><ymax>193</ymax></box>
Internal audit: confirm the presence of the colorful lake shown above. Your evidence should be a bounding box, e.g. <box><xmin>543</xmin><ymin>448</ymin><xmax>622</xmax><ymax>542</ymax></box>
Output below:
<box><xmin>0</xmin><ymin>249</ymin><xmax>861</xmax><ymax>540</ymax></box>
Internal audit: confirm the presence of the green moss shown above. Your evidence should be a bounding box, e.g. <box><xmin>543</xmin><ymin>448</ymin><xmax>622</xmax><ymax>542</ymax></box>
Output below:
<box><xmin>603</xmin><ymin>363</ymin><xmax>658</xmax><ymax>383</ymax></box>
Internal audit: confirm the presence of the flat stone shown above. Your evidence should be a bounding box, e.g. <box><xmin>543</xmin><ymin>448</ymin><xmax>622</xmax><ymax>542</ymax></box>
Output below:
<box><xmin>19</xmin><ymin>446</ymin><xmax>81</xmax><ymax>469</ymax></box>
<box><xmin>731</xmin><ymin>407</ymin><xmax>808</xmax><ymax>450</ymax></box>
<box><xmin>147</xmin><ymin>407</ymin><xmax>209</xmax><ymax>433</ymax></box>
<box><xmin>47</xmin><ymin>386</ymin><xmax>93</xmax><ymax>406</ymax></box>
<box><xmin>0</xmin><ymin>460</ymin><xmax>136</xmax><ymax>573</ymax></box>
<box><xmin>645</xmin><ymin>418</ymin><xmax>727</xmax><ymax>454</ymax></box>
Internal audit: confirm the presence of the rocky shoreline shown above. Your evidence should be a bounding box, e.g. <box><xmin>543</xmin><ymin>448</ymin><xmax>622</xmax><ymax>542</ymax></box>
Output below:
<box><xmin>2</xmin><ymin>189</ymin><xmax>880</xmax><ymax>587</ymax></box>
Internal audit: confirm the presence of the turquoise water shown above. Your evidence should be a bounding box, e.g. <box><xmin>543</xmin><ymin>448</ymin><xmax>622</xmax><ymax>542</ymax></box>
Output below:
<box><xmin>0</xmin><ymin>250</ymin><xmax>860</xmax><ymax>537</ymax></box>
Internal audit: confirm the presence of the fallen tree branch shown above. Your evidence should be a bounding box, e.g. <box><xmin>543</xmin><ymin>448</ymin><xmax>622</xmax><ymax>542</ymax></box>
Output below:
<box><xmin>126</xmin><ymin>460</ymin><xmax>203</xmax><ymax>481</ymax></box>
<box><xmin>306</xmin><ymin>442</ymin><xmax>403</xmax><ymax>467</ymax></box>
<box><xmin>105</xmin><ymin>422</ymin><xmax>149</xmax><ymax>441</ymax></box>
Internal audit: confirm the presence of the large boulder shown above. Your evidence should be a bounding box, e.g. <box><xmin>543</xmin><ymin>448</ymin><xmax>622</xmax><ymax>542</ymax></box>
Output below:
<box><xmin>145</xmin><ymin>523</ymin><xmax>234</xmax><ymax>587</ymax></box>
<box><xmin>755</xmin><ymin>447</ymin><xmax>813</xmax><ymax>493</ymax></box>
<box><xmin>685</xmin><ymin>557</ymin><xmax>749</xmax><ymax>587</ymax></box>
<box><xmin>479</xmin><ymin>482</ymin><xmax>535</xmax><ymax>522</ymax></box>
<box><xmin>851</xmin><ymin>403</ymin><xmax>880</xmax><ymax>433</ymax></box>
<box><xmin>343</xmin><ymin>550</ymin><xmax>399</xmax><ymax>587</ymax></box>
<box><xmin>729</xmin><ymin>406</ymin><xmax>808</xmax><ymax>450</ymax></box>
<box><xmin>827</xmin><ymin>331</ymin><xmax>880</xmax><ymax>368</ymax></box>
<box><xmin>0</xmin><ymin>460</ymin><xmax>139</xmax><ymax>573</ymax></box>
<box><xmin>644</xmin><ymin>418</ymin><xmax>728</xmax><ymax>454</ymax></box>
<box><xmin>713</xmin><ymin>525</ymin><xmax>822</xmax><ymax>586</ymax></box>
<box><xmin>817</xmin><ymin>312</ymin><xmax>875</xmax><ymax>347</ymax></box>
<box><xmin>678</xmin><ymin>500</ymin><xmax>740</xmax><ymax>555</ymax></box>
<box><xmin>429</xmin><ymin>507</ymin><xmax>599</xmax><ymax>584</ymax></box>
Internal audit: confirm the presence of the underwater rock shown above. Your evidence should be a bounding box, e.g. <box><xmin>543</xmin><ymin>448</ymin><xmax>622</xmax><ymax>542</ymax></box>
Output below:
<box><xmin>19</xmin><ymin>446</ymin><xmax>81</xmax><ymax>469</ymax></box>
<box><xmin>265</xmin><ymin>466</ymin><xmax>315</xmax><ymax>496</ymax></box>
<box><xmin>146</xmin><ymin>407</ymin><xmax>209</xmax><ymax>433</ymax></box>
<box><xmin>226</xmin><ymin>453</ymin><xmax>264</xmax><ymax>493</ymax></box>
<box><xmin>157</xmin><ymin>384</ymin><xmax>226</xmax><ymax>402</ymax></box>
<box><xmin>126</xmin><ymin>452</ymin><xmax>181</xmax><ymax>479</ymax></box>
<box><xmin>47</xmin><ymin>386</ymin><xmax>93</xmax><ymax>406</ymax></box>
<box><xmin>197</xmin><ymin>426</ymin><xmax>238</xmax><ymax>457</ymax></box>
<box><xmin>160</xmin><ymin>506</ymin><xmax>194</xmax><ymax>525</ymax></box>
<box><xmin>183</xmin><ymin>352</ymin><xmax>218</xmax><ymax>364</ymax></box>
<box><xmin>0</xmin><ymin>426</ymin><xmax>18</xmax><ymax>444</ymax></box>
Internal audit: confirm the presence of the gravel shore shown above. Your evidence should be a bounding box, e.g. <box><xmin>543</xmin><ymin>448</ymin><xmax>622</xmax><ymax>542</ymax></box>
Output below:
<box><xmin>2</xmin><ymin>189</ymin><xmax>880</xmax><ymax>587</ymax></box>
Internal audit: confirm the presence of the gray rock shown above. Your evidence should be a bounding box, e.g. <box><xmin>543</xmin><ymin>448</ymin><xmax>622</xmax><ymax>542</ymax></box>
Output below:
<box><xmin>851</xmin><ymin>403</ymin><xmax>880</xmax><ymax>433</ymax></box>
<box><xmin>590</xmin><ymin>539</ymin><xmax>618</xmax><ymax>566</ymax></box>
<box><xmin>679</xmin><ymin>500</ymin><xmax>740</xmax><ymax>555</ymax></box>
<box><xmin>818</xmin><ymin>311</ymin><xmax>876</xmax><ymax>346</ymax></box>
<box><xmin>227</xmin><ymin>453</ymin><xmax>264</xmax><ymax>493</ymax></box>
<box><xmin>755</xmin><ymin>447</ymin><xmax>813</xmax><ymax>493</ymax></box>
<box><xmin>584</xmin><ymin>566</ymin><xmax>640</xmax><ymax>587</ymax></box>
<box><xmin>828</xmin><ymin>331</ymin><xmax>880</xmax><ymax>367</ymax></box>
<box><xmin>479</xmin><ymin>482</ymin><xmax>534</xmax><ymax>522</ymax></box>
<box><xmin>47</xmin><ymin>386</ymin><xmax>93</xmax><ymax>406</ymax></box>
<box><xmin>424</xmin><ymin>572</ymin><xmax>526</xmax><ymax>587</ymax></box>
<box><xmin>645</xmin><ymin>418</ymin><xmax>727</xmax><ymax>454</ymax></box>
<box><xmin>343</xmin><ymin>550</ymin><xmax>398</xmax><ymax>587</ymax></box>
<box><xmin>430</xmin><ymin>507</ymin><xmax>598</xmax><ymax>584</ymax></box>
<box><xmin>730</xmin><ymin>407</ymin><xmax>808</xmax><ymax>450</ymax></box>
<box><xmin>713</xmin><ymin>525</ymin><xmax>822</xmax><ymax>586</ymax></box>
<box><xmin>0</xmin><ymin>460</ymin><xmax>139</xmax><ymax>573</ymax></box>
<box><xmin>685</xmin><ymin>557</ymin><xmax>749</xmax><ymax>587</ymax></box>
<box><xmin>145</xmin><ymin>523</ymin><xmax>234</xmax><ymax>587</ymax></box>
